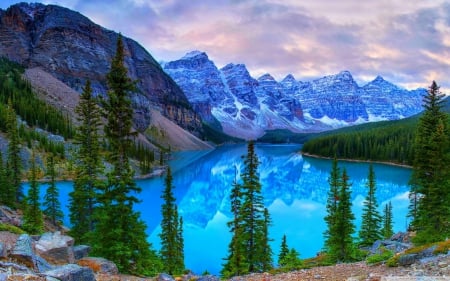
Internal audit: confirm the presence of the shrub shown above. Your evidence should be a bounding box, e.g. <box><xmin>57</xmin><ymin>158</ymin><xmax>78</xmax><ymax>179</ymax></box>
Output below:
<box><xmin>366</xmin><ymin>247</ymin><xmax>394</xmax><ymax>264</ymax></box>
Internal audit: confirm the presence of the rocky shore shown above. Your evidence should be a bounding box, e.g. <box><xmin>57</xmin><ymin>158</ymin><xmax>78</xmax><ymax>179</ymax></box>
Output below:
<box><xmin>1</xmin><ymin>205</ymin><xmax>448</xmax><ymax>281</ymax></box>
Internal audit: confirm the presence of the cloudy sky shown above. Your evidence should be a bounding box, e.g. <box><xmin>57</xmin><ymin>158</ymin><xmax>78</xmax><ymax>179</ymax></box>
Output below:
<box><xmin>1</xmin><ymin>0</ymin><xmax>450</xmax><ymax>92</ymax></box>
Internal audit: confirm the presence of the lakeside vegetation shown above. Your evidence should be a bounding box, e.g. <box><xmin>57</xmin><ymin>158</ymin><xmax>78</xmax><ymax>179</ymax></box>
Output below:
<box><xmin>301</xmin><ymin>97</ymin><xmax>450</xmax><ymax>165</ymax></box>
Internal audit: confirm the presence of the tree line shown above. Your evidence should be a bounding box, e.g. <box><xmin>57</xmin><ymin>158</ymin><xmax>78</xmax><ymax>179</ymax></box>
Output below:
<box><xmin>0</xmin><ymin>58</ymin><xmax>74</xmax><ymax>139</ymax></box>
<box><xmin>302</xmin><ymin>118</ymin><xmax>417</xmax><ymax>165</ymax></box>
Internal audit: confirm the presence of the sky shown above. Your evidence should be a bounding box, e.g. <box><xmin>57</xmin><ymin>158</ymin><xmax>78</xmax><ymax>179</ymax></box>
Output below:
<box><xmin>1</xmin><ymin>0</ymin><xmax>450</xmax><ymax>92</ymax></box>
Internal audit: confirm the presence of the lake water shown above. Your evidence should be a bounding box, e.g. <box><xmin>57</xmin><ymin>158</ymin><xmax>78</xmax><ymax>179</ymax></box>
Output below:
<box><xmin>27</xmin><ymin>144</ymin><xmax>412</xmax><ymax>275</ymax></box>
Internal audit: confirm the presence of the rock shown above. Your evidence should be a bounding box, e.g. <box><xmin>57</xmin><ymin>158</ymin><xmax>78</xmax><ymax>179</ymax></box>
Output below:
<box><xmin>10</xmin><ymin>234</ymin><xmax>36</xmax><ymax>269</ymax></box>
<box><xmin>44</xmin><ymin>264</ymin><xmax>95</xmax><ymax>281</ymax></box>
<box><xmin>157</xmin><ymin>273</ymin><xmax>175</xmax><ymax>281</ymax></box>
<box><xmin>196</xmin><ymin>275</ymin><xmax>220</xmax><ymax>281</ymax></box>
<box><xmin>0</xmin><ymin>231</ymin><xmax>19</xmax><ymax>252</ymax></box>
<box><xmin>398</xmin><ymin>254</ymin><xmax>418</xmax><ymax>266</ymax></box>
<box><xmin>0</xmin><ymin>273</ymin><xmax>46</xmax><ymax>280</ymax></box>
<box><xmin>77</xmin><ymin>257</ymin><xmax>118</xmax><ymax>274</ymax></box>
<box><xmin>0</xmin><ymin>242</ymin><xmax>6</xmax><ymax>259</ymax></box>
<box><xmin>35</xmin><ymin>255</ymin><xmax>54</xmax><ymax>272</ymax></box>
<box><xmin>35</xmin><ymin>231</ymin><xmax>75</xmax><ymax>265</ymax></box>
<box><xmin>72</xmin><ymin>245</ymin><xmax>90</xmax><ymax>260</ymax></box>
<box><xmin>418</xmin><ymin>246</ymin><xmax>436</xmax><ymax>258</ymax></box>
<box><xmin>438</xmin><ymin>261</ymin><xmax>448</xmax><ymax>268</ymax></box>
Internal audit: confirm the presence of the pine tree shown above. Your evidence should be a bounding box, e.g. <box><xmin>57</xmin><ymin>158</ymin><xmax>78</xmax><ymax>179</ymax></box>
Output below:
<box><xmin>359</xmin><ymin>165</ymin><xmax>382</xmax><ymax>246</ymax></box>
<box><xmin>409</xmin><ymin>81</ymin><xmax>450</xmax><ymax>244</ymax></box>
<box><xmin>92</xmin><ymin>34</ymin><xmax>157</xmax><ymax>275</ymax></box>
<box><xmin>331</xmin><ymin>169</ymin><xmax>355</xmax><ymax>262</ymax></box>
<box><xmin>323</xmin><ymin>156</ymin><xmax>340</xmax><ymax>252</ymax></box>
<box><xmin>382</xmin><ymin>201</ymin><xmax>394</xmax><ymax>239</ymax></box>
<box><xmin>327</xmin><ymin>168</ymin><xmax>355</xmax><ymax>262</ymax></box>
<box><xmin>0</xmin><ymin>151</ymin><xmax>8</xmax><ymax>205</ymax></box>
<box><xmin>280</xmin><ymin>248</ymin><xmax>303</xmax><ymax>271</ymax></box>
<box><xmin>69</xmin><ymin>80</ymin><xmax>103</xmax><ymax>244</ymax></box>
<box><xmin>241</xmin><ymin>141</ymin><xmax>268</xmax><ymax>272</ymax></box>
<box><xmin>6</xmin><ymin>99</ymin><xmax>22</xmax><ymax>205</ymax></box>
<box><xmin>160</xmin><ymin>167</ymin><xmax>184</xmax><ymax>275</ymax></box>
<box><xmin>258</xmin><ymin>208</ymin><xmax>273</xmax><ymax>271</ymax></box>
<box><xmin>278</xmin><ymin>234</ymin><xmax>289</xmax><ymax>267</ymax></box>
<box><xmin>22</xmin><ymin>150</ymin><xmax>44</xmax><ymax>234</ymax></box>
<box><xmin>176</xmin><ymin>215</ymin><xmax>185</xmax><ymax>273</ymax></box>
<box><xmin>43</xmin><ymin>155</ymin><xmax>63</xmax><ymax>225</ymax></box>
<box><xmin>222</xmin><ymin>168</ymin><xmax>247</xmax><ymax>277</ymax></box>
<box><xmin>222</xmin><ymin>141</ymin><xmax>271</xmax><ymax>277</ymax></box>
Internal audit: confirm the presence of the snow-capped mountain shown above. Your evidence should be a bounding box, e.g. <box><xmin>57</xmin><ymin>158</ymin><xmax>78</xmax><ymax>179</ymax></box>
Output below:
<box><xmin>163</xmin><ymin>51</ymin><xmax>425</xmax><ymax>139</ymax></box>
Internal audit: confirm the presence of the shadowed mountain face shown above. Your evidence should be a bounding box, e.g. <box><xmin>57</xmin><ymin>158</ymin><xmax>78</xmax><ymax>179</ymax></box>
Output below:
<box><xmin>164</xmin><ymin>51</ymin><xmax>426</xmax><ymax>139</ymax></box>
<box><xmin>0</xmin><ymin>3</ymin><xmax>202</xmax><ymax>134</ymax></box>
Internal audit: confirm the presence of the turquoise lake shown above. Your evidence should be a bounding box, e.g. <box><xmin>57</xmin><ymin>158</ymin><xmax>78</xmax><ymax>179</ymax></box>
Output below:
<box><xmin>26</xmin><ymin>144</ymin><xmax>412</xmax><ymax>275</ymax></box>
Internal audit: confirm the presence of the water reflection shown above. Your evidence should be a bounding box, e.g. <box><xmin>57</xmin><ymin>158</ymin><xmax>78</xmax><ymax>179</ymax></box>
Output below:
<box><xmin>138</xmin><ymin>144</ymin><xmax>411</xmax><ymax>274</ymax></box>
<box><xmin>24</xmin><ymin>144</ymin><xmax>412</xmax><ymax>275</ymax></box>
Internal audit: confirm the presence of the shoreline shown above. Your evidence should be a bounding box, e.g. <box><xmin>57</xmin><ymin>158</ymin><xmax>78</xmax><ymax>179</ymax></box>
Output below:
<box><xmin>301</xmin><ymin>152</ymin><xmax>413</xmax><ymax>169</ymax></box>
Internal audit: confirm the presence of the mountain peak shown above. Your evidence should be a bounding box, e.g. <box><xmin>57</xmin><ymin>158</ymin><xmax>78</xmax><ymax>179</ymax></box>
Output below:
<box><xmin>282</xmin><ymin>74</ymin><xmax>296</xmax><ymax>82</ymax></box>
<box><xmin>182</xmin><ymin>50</ymin><xmax>208</xmax><ymax>60</ymax></box>
<box><xmin>258</xmin><ymin>73</ymin><xmax>275</xmax><ymax>82</ymax></box>
<box><xmin>365</xmin><ymin>75</ymin><xmax>399</xmax><ymax>90</ymax></box>
<box><xmin>337</xmin><ymin>70</ymin><xmax>353</xmax><ymax>80</ymax></box>
<box><xmin>374</xmin><ymin>75</ymin><xmax>384</xmax><ymax>82</ymax></box>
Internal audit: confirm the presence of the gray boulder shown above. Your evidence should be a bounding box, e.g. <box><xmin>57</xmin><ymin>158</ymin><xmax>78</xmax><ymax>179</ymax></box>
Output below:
<box><xmin>72</xmin><ymin>245</ymin><xmax>90</xmax><ymax>260</ymax></box>
<box><xmin>158</xmin><ymin>273</ymin><xmax>175</xmax><ymax>281</ymax></box>
<box><xmin>197</xmin><ymin>275</ymin><xmax>220</xmax><ymax>281</ymax></box>
<box><xmin>35</xmin><ymin>232</ymin><xmax>75</xmax><ymax>265</ymax></box>
<box><xmin>398</xmin><ymin>254</ymin><xmax>418</xmax><ymax>266</ymax></box>
<box><xmin>10</xmin><ymin>234</ymin><xmax>36</xmax><ymax>269</ymax></box>
<box><xmin>45</xmin><ymin>264</ymin><xmax>95</xmax><ymax>281</ymax></box>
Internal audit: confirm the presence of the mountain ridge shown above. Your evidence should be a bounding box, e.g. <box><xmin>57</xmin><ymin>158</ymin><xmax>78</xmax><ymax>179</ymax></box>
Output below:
<box><xmin>0</xmin><ymin>2</ymin><xmax>203</xmax><ymax>136</ymax></box>
<box><xmin>163</xmin><ymin>51</ymin><xmax>426</xmax><ymax>139</ymax></box>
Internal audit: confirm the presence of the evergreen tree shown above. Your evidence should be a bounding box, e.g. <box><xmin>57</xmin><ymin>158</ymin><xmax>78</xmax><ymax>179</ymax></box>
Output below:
<box><xmin>222</xmin><ymin>167</ymin><xmax>247</xmax><ymax>277</ymax></box>
<box><xmin>6</xmin><ymin>99</ymin><xmax>22</xmax><ymax>205</ymax></box>
<box><xmin>91</xmin><ymin>34</ymin><xmax>157</xmax><ymax>275</ymax></box>
<box><xmin>358</xmin><ymin>165</ymin><xmax>382</xmax><ymax>246</ymax></box>
<box><xmin>240</xmin><ymin>141</ymin><xmax>268</xmax><ymax>272</ymax></box>
<box><xmin>0</xmin><ymin>151</ymin><xmax>8</xmax><ymax>205</ymax></box>
<box><xmin>22</xmin><ymin>150</ymin><xmax>44</xmax><ymax>234</ymax></box>
<box><xmin>69</xmin><ymin>80</ymin><xmax>103</xmax><ymax>244</ymax></box>
<box><xmin>382</xmin><ymin>201</ymin><xmax>394</xmax><ymax>239</ymax></box>
<box><xmin>176</xmin><ymin>215</ymin><xmax>185</xmax><ymax>273</ymax></box>
<box><xmin>278</xmin><ymin>234</ymin><xmax>289</xmax><ymax>267</ymax></box>
<box><xmin>331</xmin><ymin>169</ymin><xmax>355</xmax><ymax>262</ymax></box>
<box><xmin>160</xmin><ymin>167</ymin><xmax>184</xmax><ymax>275</ymax></box>
<box><xmin>409</xmin><ymin>81</ymin><xmax>450</xmax><ymax>244</ymax></box>
<box><xmin>258</xmin><ymin>208</ymin><xmax>273</xmax><ymax>271</ymax></box>
<box><xmin>323</xmin><ymin>156</ymin><xmax>340</xmax><ymax>252</ymax></box>
<box><xmin>327</xmin><ymin>168</ymin><xmax>356</xmax><ymax>262</ymax></box>
<box><xmin>222</xmin><ymin>141</ymin><xmax>271</xmax><ymax>277</ymax></box>
<box><xmin>43</xmin><ymin>155</ymin><xmax>63</xmax><ymax>225</ymax></box>
<box><xmin>279</xmin><ymin>248</ymin><xmax>303</xmax><ymax>271</ymax></box>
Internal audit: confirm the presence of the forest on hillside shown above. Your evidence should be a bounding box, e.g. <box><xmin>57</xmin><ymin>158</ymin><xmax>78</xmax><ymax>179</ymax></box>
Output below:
<box><xmin>302</xmin><ymin>98</ymin><xmax>450</xmax><ymax>165</ymax></box>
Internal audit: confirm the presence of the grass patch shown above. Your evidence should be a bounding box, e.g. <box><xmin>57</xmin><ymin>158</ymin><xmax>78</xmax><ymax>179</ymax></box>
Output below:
<box><xmin>366</xmin><ymin>247</ymin><xmax>394</xmax><ymax>265</ymax></box>
<box><xmin>0</xmin><ymin>223</ymin><xmax>26</xmax><ymax>234</ymax></box>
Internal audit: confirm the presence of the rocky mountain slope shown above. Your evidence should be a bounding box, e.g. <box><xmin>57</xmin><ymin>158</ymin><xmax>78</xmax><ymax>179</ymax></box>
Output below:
<box><xmin>163</xmin><ymin>51</ymin><xmax>425</xmax><ymax>139</ymax></box>
<box><xmin>0</xmin><ymin>3</ymin><xmax>202</xmax><ymax>136</ymax></box>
